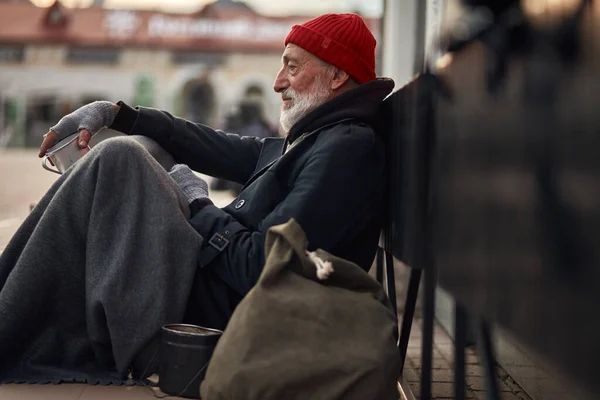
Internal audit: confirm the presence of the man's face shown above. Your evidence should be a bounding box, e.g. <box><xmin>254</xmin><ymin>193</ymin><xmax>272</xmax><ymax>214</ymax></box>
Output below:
<box><xmin>274</xmin><ymin>44</ymin><xmax>334</xmax><ymax>133</ymax></box>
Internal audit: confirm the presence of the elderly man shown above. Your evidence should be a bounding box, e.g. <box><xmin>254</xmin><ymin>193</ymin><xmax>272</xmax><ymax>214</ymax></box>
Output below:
<box><xmin>0</xmin><ymin>14</ymin><xmax>394</xmax><ymax>382</ymax></box>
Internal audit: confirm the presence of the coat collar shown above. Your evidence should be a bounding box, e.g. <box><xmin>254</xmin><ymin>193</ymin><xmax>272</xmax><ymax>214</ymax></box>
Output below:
<box><xmin>286</xmin><ymin>78</ymin><xmax>395</xmax><ymax>144</ymax></box>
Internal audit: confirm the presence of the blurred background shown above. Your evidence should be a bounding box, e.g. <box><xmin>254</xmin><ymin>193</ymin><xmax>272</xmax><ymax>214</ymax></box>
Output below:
<box><xmin>0</xmin><ymin>0</ymin><xmax>383</xmax><ymax>147</ymax></box>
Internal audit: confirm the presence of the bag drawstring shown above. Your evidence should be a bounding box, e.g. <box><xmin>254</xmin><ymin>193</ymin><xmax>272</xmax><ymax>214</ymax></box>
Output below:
<box><xmin>306</xmin><ymin>250</ymin><xmax>334</xmax><ymax>280</ymax></box>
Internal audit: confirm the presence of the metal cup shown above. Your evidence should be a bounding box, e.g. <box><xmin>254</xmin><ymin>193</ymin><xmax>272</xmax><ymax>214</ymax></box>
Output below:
<box><xmin>42</xmin><ymin>132</ymin><xmax>90</xmax><ymax>174</ymax></box>
<box><xmin>159</xmin><ymin>324</ymin><xmax>223</xmax><ymax>399</ymax></box>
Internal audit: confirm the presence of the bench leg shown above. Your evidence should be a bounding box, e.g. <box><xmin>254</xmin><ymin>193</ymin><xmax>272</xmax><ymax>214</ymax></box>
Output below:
<box><xmin>479</xmin><ymin>321</ymin><xmax>500</xmax><ymax>400</ymax></box>
<box><xmin>420</xmin><ymin>263</ymin><xmax>437</xmax><ymax>400</ymax></box>
<box><xmin>376</xmin><ymin>246</ymin><xmax>384</xmax><ymax>284</ymax></box>
<box><xmin>398</xmin><ymin>268</ymin><xmax>422</xmax><ymax>375</ymax></box>
<box><xmin>454</xmin><ymin>303</ymin><xmax>467</xmax><ymax>400</ymax></box>
<box><xmin>385</xmin><ymin>251</ymin><xmax>398</xmax><ymax>316</ymax></box>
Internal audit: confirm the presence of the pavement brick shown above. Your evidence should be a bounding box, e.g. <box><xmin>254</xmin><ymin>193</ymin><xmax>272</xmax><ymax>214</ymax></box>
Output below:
<box><xmin>435</xmin><ymin>343</ymin><xmax>454</xmax><ymax>360</ymax></box>
<box><xmin>403</xmin><ymin>367</ymin><xmax>420</xmax><ymax>382</ymax></box>
<box><xmin>466</xmin><ymin>365</ymin><xmax>486</xmax><ymax>377</ymax></box>
<box><xmin>432</xmin><ymin>368</ymin><xmax>455</xmax><ymax>382</ymax></box>
<box><xmin>430</xmin><ymin>382</ymin><xmax>456</xmax><ymax>398</ymax></box>
<box><xmin>407</xmin><ymin>382</ymin><xmax>420</xmax><ymax>398</ymax></box>
<box><xmin>436</xmin><ymin>394</ymin><xmax>477</xmax><ymax>400</ymax></box>
<box><xmin>433</xmin><ymin>348</ymin><xmax>445</xmax><ymax>359</ymax></box>
<box><xmin>408</xmin><ymin>356</ymin><xmax>452</xmax><ymax>370</ymax></box>
<box><xmin>405</xmin><ymin>356</ymin><xmax>420</xmax><ymax>370</ymax></box>
<box><xmin>431</xmin><ymin>382</ymin><xmax>475</xmax><ymax>399</ymax></box>
<box><xmin>432</xmin><ymin>397</ymin><xmax>473</xmax><ymax>400</ymax></box>
<box><xmin>467</xmin><ymin>376</ymin><xmax>511</xmax><ymax>392</ymax></box>
<box><xmin>407</xmin><ymin>343</ymin><xmax>444</xmax><ymax>357</ymax></box>
<box><xmin>410</xmin><ymin>328</ymin><xmax>422</xmax><ymax>337</ymax></box>
<box><xmin>473</xmin><ymin>390</ymin><xmax>532</xmax><ymax>400</ymax></box>
<box><xmin>465</xmin><ymin>353</ymin><xmax>480</xmax><ymax>365</ymax></box>
<box><xmin>473</xmin><ymin>391</ymin><xmax>486</xmax><ymax>400</ymax></box>
<box><xmin>433</xmin><ymin>334</ymin><xmax>454</xmax><ymax>345</ymax></box>
<box><xmin>407</xmin><ymin>346</ymin><xmax>422</xmax><ymax>358</ymax></box>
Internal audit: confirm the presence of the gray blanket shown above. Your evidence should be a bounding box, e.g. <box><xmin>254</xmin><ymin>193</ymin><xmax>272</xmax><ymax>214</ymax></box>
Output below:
<box><xmin>0</xmin><ymin>137</ymin><xmax>203</xmax><ymax>383</ymax></box>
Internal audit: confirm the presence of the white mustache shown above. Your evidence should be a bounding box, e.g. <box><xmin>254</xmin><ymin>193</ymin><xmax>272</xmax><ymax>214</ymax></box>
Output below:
<box><xmin>281</xmin><ymin>88</ymin><xmax>297</xmax><ymax>102</ymax></box>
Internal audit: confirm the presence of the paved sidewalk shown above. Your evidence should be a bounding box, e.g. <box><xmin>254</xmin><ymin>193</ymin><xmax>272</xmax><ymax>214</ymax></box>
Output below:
<box><xmin>401</xmin><ymin>319</ymin><xmax>533</xmax><ymax>400</ymax></box>
<box><xmin>0</xmin><ymin>149</ymin><xmax>59</xmax><ymax>251</ymax></box>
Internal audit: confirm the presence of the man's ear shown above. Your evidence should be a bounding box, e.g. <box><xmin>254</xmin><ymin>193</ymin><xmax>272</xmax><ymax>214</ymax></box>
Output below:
<box><xmin>330</xmin><ymin>68</ymin><xmax>351</xmax><ymax>90</ymax></box>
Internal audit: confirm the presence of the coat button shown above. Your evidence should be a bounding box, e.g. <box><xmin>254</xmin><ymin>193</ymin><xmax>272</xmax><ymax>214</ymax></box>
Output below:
<box><xmin>235</xmin><ymin>199</ymin><xmax>245</xmax><ymax>209</ymax></box>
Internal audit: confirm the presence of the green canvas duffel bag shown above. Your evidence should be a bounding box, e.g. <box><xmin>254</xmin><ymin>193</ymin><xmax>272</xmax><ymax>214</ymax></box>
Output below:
<box><xmin>201</xmin><ymin>219</ymin><xmax>401</xmax><ymax>400</ymax></box>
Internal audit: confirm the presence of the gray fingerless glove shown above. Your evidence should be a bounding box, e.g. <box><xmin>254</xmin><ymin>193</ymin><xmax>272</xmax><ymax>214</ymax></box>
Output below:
<box><xmin>49</xmin><ymin>101</ymin><xmax>117</xmax><ymax>140</ymax></box>
<box><xmin>168</xmin><ymin>164</ymin><xmax>209</xmax><ymax>204</ymax></box>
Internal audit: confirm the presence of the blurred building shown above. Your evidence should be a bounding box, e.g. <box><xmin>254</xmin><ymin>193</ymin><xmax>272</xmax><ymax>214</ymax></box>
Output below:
<box><xmin>0</xmin><ymin>0</ymin><xmax>381</xmax><ymax>147</ymax></box>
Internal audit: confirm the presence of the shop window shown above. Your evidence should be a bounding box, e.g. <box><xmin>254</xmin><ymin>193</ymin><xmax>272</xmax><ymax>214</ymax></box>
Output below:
<box><xmin>172</xmin><ymin>52</ymin><xmax>224</xmax><ymax>65</ymax></box>
<box><xmin>0</xmin><ymin>45</ymin><xmax>24</xmax><ymax>63</ymax></box>
<box><xmin>67</xmin><ymin>47</ymin><xmax>120</xmax><ymax>64</ymax></box>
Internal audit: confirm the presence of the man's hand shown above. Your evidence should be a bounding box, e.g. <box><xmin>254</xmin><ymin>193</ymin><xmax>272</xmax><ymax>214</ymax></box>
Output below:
<box><xmin>168</xmin><ymin>164</ymin><xmax>209</xmax><ymax>204</ymax></box>
<box><xmin>39</xmin><ymin>102</ymin><xmax>120</xmax><ymax>157</ymax></box>
<box><xmin>38</xmin><ymin>129</ymin><xmax>93</xmax><ymax>158</ymax></box>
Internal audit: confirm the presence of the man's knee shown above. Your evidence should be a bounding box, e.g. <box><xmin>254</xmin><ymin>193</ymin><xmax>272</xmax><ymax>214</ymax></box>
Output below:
<box><xmin>85</xmin><ymin>136</ymin><xmax>155</xmax><ymax>175</ymax></box>
<box><xmin>92</xmin><ymin>136</ymin><xmax>174</xmax><ymax>171</ymax></box>
<box><xmin>92</xmin><ymin>136</ymin><xmax>146</xmax><ymax>160</ymax></box>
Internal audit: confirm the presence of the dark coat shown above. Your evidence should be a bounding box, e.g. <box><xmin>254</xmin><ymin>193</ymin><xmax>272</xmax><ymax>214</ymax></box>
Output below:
<box><xmin>111</xmin><ymin>78</ymin><xmax>395</xmax><ymax>329</ymax></box>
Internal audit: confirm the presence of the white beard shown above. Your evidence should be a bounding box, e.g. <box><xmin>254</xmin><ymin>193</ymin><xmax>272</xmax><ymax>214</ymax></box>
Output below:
<box><xmin>279</xmin><ymin>79</ymin><xmax>332</xmax><ymax>133</ymax></box>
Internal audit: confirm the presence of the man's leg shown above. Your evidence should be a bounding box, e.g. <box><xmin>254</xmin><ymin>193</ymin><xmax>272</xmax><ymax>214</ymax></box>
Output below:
<box><xmin>0</xmin><ymin>136</ymin><xmax>203</xmax><ymax>381</ymax></box>
<box><xmin>128</xmin><ymin>135</ymin><xmax>176</xmax><ymax>171</ymax></box>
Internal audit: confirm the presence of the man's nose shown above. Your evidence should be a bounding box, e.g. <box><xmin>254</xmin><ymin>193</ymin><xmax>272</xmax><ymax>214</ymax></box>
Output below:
<box><xmin>273</xmin><ymin>69</ymin><xmax>288</xmax><ymax>93</ymax></box>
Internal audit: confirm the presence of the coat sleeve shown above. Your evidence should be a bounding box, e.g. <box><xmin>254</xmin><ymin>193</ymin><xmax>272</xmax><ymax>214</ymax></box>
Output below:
<box><xmin>112</xmin><ymin>103</ymin><xmax>264</xmax><ymax>183</ymax></box>
<box><xmin>189</xmin><ymin>124</ymin><xmax>385</xmax><ymax>296</ymax></box>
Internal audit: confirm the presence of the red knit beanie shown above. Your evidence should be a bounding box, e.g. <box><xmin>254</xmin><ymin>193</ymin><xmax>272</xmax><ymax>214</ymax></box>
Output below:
<box><xmin>284</xmin><ymin>13</ymin><xmax>376</xmax><ymax>84</ymax></box>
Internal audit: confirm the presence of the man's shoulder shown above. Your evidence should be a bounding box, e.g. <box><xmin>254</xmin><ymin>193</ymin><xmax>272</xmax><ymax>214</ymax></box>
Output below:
<box><xmin>315</xmin><ymin>119</ymin><xmax>379</xmax><ymax>146</ymax></box>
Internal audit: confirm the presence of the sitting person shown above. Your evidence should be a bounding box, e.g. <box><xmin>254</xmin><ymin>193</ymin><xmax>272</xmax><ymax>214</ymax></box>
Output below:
<box><xmin>0</xmin><ymin>13</ymin><xmax>394</xmax><ymax>383</ymax></box>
